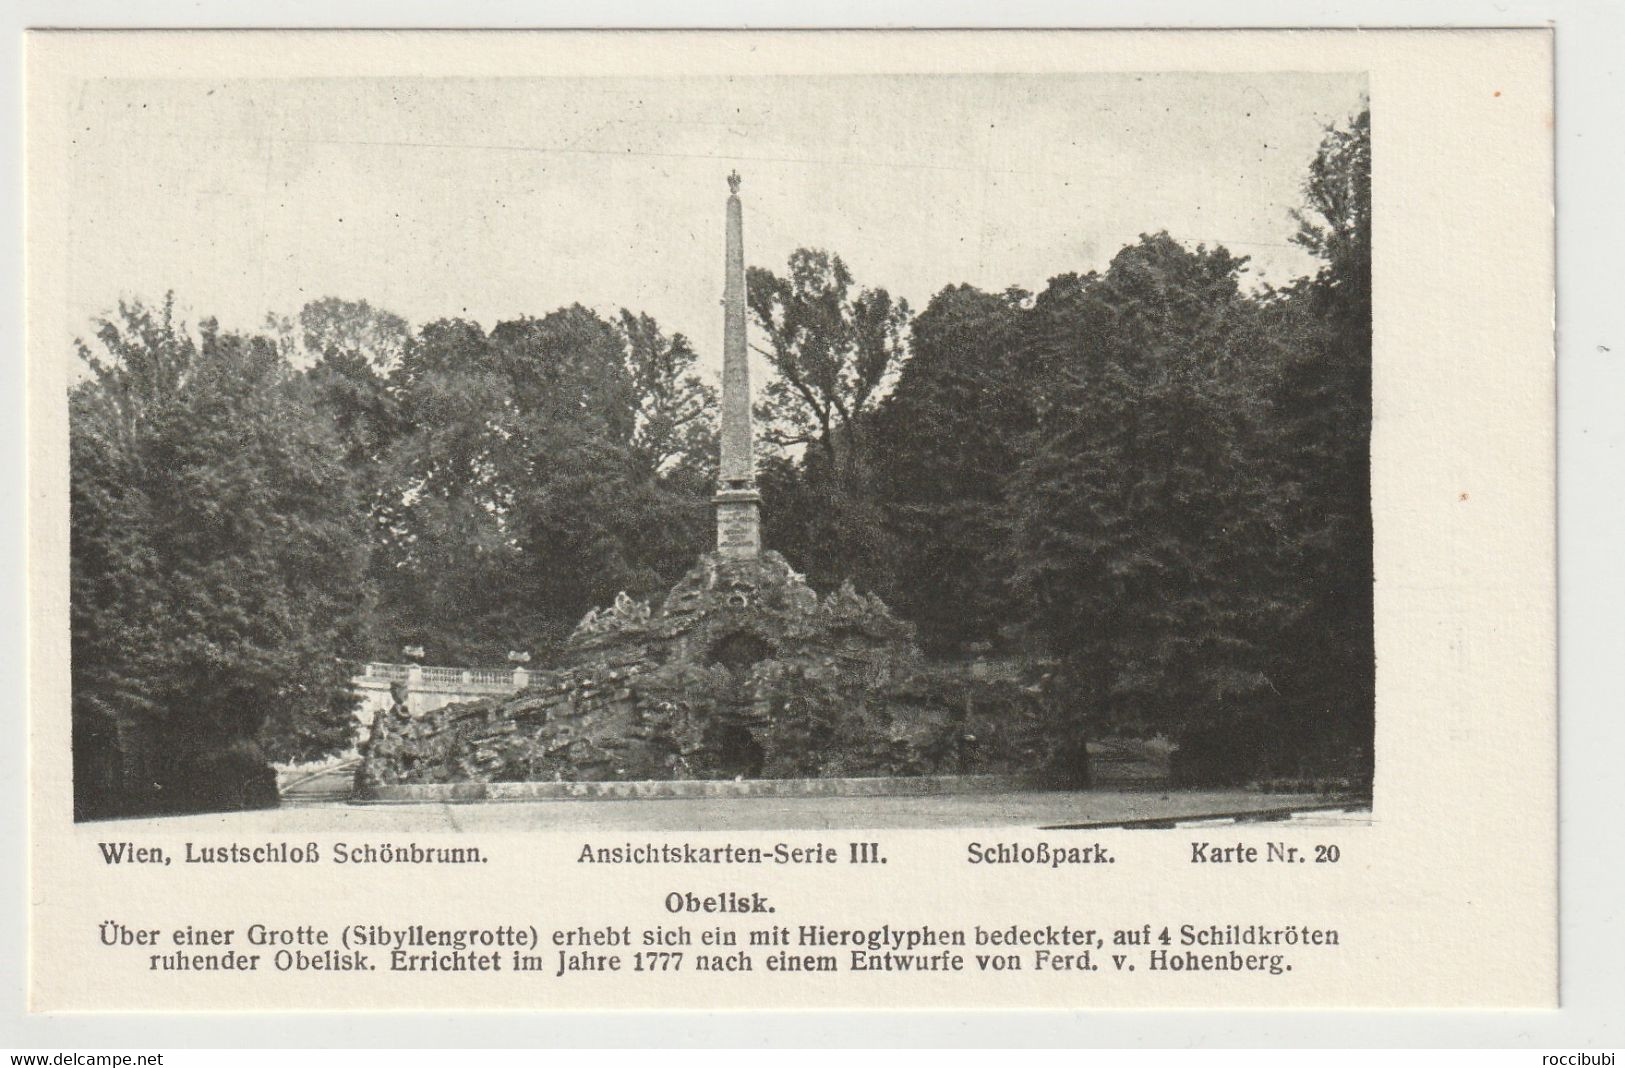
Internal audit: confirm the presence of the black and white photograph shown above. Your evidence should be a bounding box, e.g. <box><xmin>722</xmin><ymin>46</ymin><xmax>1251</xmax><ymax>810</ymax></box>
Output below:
<box><xmin>62</xmin><ymin>70</ymin><xmax>1376</xmax><ymax>830</ymax></box>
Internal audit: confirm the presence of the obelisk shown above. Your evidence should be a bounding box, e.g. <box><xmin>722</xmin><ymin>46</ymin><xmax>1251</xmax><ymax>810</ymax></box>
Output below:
<box><xmin>714</xmin><ymin>171</ymin><xmax>762</xmax><ymax>560</ymax></box>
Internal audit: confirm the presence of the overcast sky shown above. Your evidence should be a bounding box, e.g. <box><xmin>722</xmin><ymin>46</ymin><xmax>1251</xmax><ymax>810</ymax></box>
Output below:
<box><xmin>65</xmin><ymin>72</ymin><xmax>1366</xmax><ymax>380</ymax></box>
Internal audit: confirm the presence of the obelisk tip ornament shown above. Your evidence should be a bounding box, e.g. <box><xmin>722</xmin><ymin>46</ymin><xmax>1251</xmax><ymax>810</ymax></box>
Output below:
<box><xmin>714</xmin><ymin>171</ymin><xmax>762</xmax><ymax>560</ymax></box>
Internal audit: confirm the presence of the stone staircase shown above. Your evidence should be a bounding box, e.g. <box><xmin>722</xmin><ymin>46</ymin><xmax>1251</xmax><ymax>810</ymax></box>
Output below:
<box><xmin>278</xmin><ymin>759</ymin><xmax>360</xmax><ymax>805</ymax></box>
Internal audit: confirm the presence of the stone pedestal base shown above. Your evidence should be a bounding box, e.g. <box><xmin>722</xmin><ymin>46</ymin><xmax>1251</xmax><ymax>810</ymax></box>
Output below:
<box><xmin>713</xmin><ymin>487</ymin><xmax>762</xmax><ymax>560</ymax></box>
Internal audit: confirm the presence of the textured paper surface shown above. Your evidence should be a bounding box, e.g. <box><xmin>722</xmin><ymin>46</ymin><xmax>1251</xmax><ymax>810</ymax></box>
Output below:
<box><xmin>26</xmin><ymin>29</ymin><xmax>1555</xmax><ymax>1011</ymax></box>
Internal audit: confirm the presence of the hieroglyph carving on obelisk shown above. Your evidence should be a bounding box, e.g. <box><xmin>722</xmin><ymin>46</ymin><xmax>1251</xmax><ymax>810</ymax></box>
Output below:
<box><xmin>714</xmin><ymin>171</ymin><xmax>763</xmax><ymax>559</ymax></box>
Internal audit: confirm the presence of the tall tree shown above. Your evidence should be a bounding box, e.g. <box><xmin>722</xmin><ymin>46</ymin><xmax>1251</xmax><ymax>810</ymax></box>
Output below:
<box><xmin>1006</xmin><ymin>236</ymin><xmax>1302</xmax><ymax>778</ymax></box>
<box><xmin>747</xmin><ymin>248</ymin><xmax>909</xmax><ymax>470</ymax></box>
<box><xmin>71</xmin><ymin>298</ymin><xmax>372</xmax><ymax>817</ymax></box>
<box><xmin>370</xmin><ymin>317</ymin><xmax>516</xmax><ymax>659</ymax></box>
<box><xmin>748</xmin><ymin>249</ymin><xmax>910</xmax><ymax>594</ymax></box>
<box><xmin>299</xmin><ymin>299</ymin><xmax>409</xmax><ymax>599</ymax></box>
<box><xmin>299</xmin><ymin>296</ymin><xmax>410</xmax><ymax>372</ymax></box>
<box><xmin>374</xmin><ymin>305</ymin><xmax>716</xmax><ymax>660</ymax></box>
<box><xmin>500</xmin><ymin>308</ymin><xmax>714</xmax><ymax>648</ymax></box>
<box><xmin>1264</xmin><ymin>108</ymin><xmax>1375</xmax><ymax>774</ymax></box>
<box><xmin>618</xmin><ymin>309</ymin><xmax>717</xmax><ymax>481</ymax></box>
<box><xmin>1290</xmin><ymin>108</ymin><xmax>1371</xmax><ymax>334</ymax></box>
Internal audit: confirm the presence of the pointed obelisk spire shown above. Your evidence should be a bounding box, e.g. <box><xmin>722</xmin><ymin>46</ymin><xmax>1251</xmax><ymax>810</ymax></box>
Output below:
<box><xmin>714</xmin><ymin>170</ymin><xmax>762</xmax><ymax>559</ymax></box>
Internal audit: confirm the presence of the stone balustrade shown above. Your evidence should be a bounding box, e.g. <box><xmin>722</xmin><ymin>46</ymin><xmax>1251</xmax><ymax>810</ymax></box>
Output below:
<box><xmin>351</xmin><ymin>661</ymin><xmax>530</xmax><ymax>724</ymax></box>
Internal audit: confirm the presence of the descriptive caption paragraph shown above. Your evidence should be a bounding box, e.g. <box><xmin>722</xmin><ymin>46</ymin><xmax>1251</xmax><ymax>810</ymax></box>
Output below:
<box><xmin>97</xmin><ymin>919</ymin><xmax>1340</xmax><ymax>979</ymax></box>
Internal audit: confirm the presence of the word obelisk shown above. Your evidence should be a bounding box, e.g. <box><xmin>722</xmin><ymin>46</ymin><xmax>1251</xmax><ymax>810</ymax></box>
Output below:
<box><xmin>714</xmin><ymin>171</ymin><xmax>762</xmax><ymax>560</ymax></box>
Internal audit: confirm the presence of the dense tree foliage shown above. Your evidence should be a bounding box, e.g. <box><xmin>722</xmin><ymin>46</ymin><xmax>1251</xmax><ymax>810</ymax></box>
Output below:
<box><xmin>867</xmin><ymin>284</ymin><xmax>1033</xmax><ymax>652</ymax></box>
<box><xmin>1264</xmin><ymin>108</ymin><xmax>1374</xmax><ymax>776</ymax></box>
<box><xmin>368</xmin><ymin>304</ymin><xmax>716</xmax><ymax>660</ymax></box>
<box><xmin>71</xmin><ymin>299</ymin><xmax>372</xmax><ymax>817</ymax></box>
<box><xmin>767</xmin><ymin>110</ymin><xmax>1374</xmax><ymax>782</ymax></box>
<box><xmin>748</xmin><ymin>250</ymin><xmax>910</xmax><ymax>595</ymax></box>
